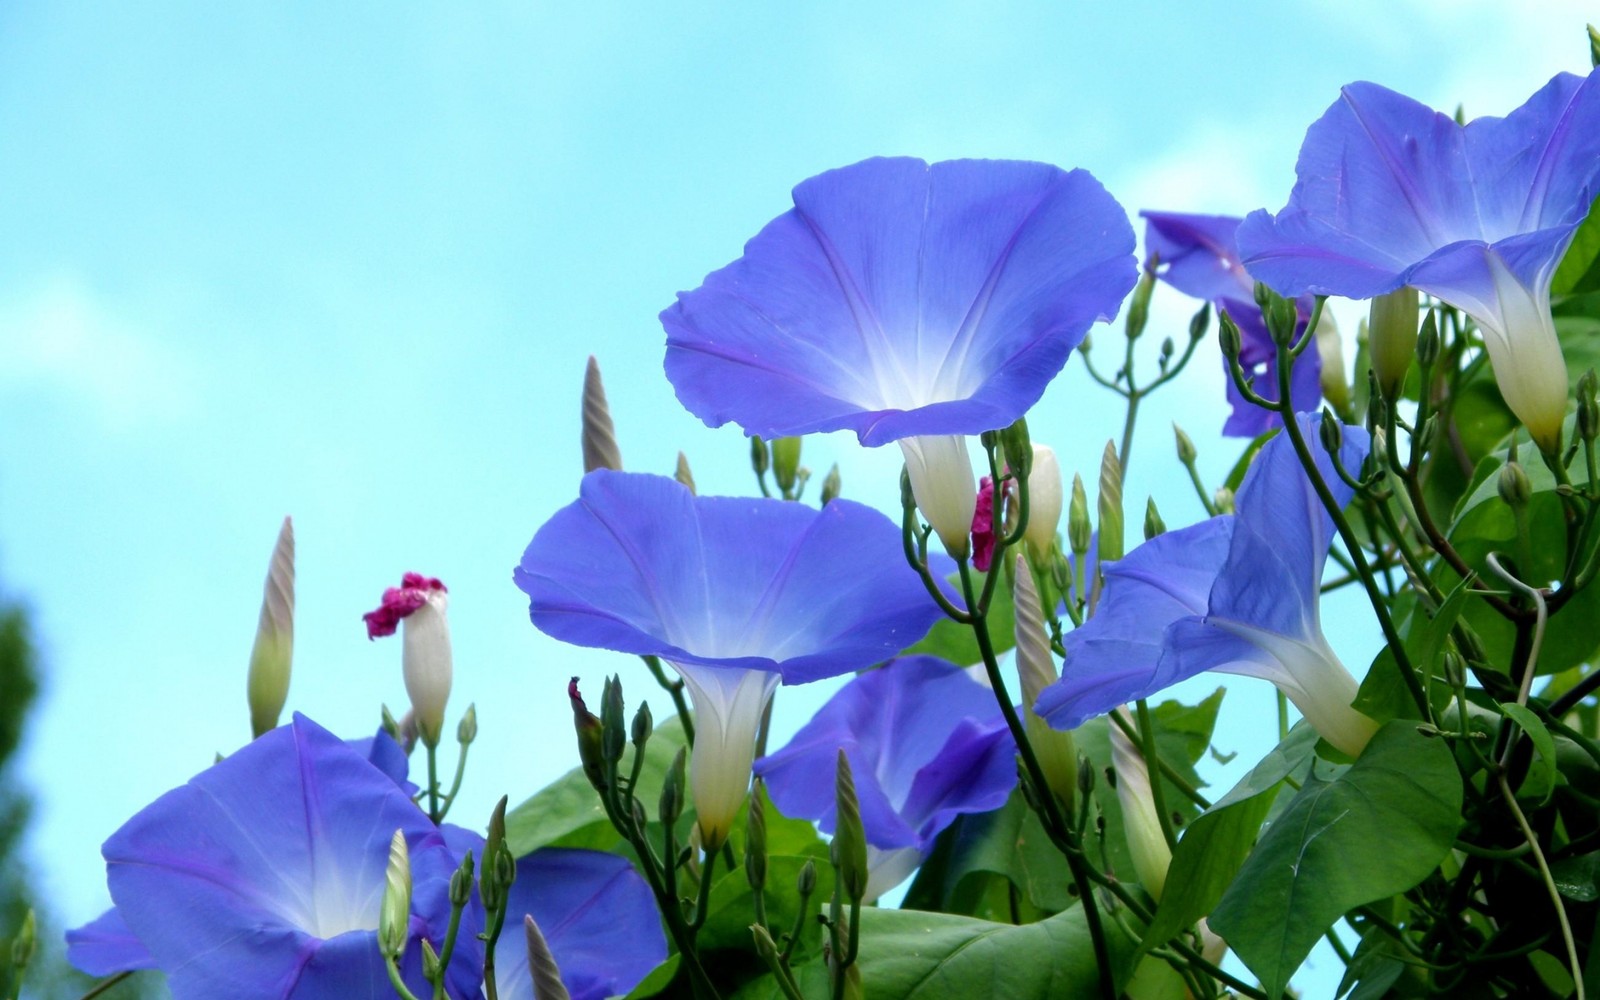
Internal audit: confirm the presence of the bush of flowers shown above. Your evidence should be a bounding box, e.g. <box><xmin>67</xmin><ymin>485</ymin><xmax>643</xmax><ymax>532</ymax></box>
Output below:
<box><xmin>18</xmin><ymin>30</ymin><xmax>1600</xmax><ymax>999</ymax></box>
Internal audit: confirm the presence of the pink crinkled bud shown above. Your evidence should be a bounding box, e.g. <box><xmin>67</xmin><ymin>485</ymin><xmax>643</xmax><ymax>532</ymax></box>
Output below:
<box><xmin>971</xmin><ymin>476</ymin><xmax>998</xmax><ymax>572</ymax></box>
<box><xmin>363</xmin><ymin>575</ymin><xmax>448</xmax><ymax>639</ymax></box>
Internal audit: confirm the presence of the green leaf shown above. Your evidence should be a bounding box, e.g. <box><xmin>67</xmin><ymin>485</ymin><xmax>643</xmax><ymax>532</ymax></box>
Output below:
<box><xmin>850</xmin><ymin>905</ymin><xmax>1137</xmax><ymax>998</ymax></box>
<box><xmin>1500</xmin><ymin>702</ymin><xmax>1558</xmax><ymax>803</ymax></box>
<box><xmin>1354</xmin><ymin>575</ymin><xmax>1473</xmax><ymax>724</ymax></box>
<box><xmin>1549</xmin><ymin>852</ymin><xmax>1600</xmax><ymax>903</ymax></box>
<box><xmin>905</xmin><ymin>569</ymin><xmax>1014</xmax><ymax>664</ymax></box>
<box><xmin>505</xmin><ymin>715</ymin><xmax>688</xmax><ymax>856</ymax></box>
<box><xmin>1209</xmin><ymin>720</ymin><xmax>1464</xmax><ymax>999</ymax></box>
<box><xmin>902</xmin><ymin>791</ymin><xmax>1072</xmax><ymax>917</ymax></box>
<box><xmin>622</xmin><ymin>955</ymin><xmax>680</xmax><ymax>999</ymax></box>
<box><xmin>1554</xmin><ymin>195</ymin><xmax>1600</xmax><ymax>296</ymax></box>
<box><xmin>1139</xmin><ymin>725</ymin><xmax>1318</xmax><ymax>954</ymax></box>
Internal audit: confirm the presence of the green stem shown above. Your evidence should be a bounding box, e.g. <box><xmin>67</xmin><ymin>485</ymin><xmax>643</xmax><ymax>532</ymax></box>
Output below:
<box><xmin>435</xmin><ymin>743</ymin><xmax>470</xmax><ymax>822</ymax></box>
<box><xmin>1497</xmin><ymin>772</ymin><xmax>1584</xmax><ymax>1000</ymax></box>
<box><xmin>426</xmin><ymin>742</ymin><xmax>441</xmax><ymax>822</ymax></box>
<box><xmin>642</xmin><ymin>655</ymin><xmax>695</xmax><ymax>745</ymax></box>
<box><xmin>385</xmin><ymin>955</ymin><xmax>426</xmax><ymax>1000</ymax></box>
<box><xmin>74</xmin><ymin>973</ymin><xmax>133</xmax><ymax>1000</ymax></box>
<box><xmin>1135</xmin><ymin>699</ymin><xmax>1180</xmax><ymax>854</ymax></box>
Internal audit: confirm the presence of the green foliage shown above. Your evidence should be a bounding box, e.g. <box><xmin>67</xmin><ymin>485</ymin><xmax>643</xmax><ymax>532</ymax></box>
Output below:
<box><xmin>1554</xmin><ymin>195</ymin><xmax>1600</xmax><ymax>297</ymax></box>
<box><xmin>1210</xmin><ymin>721</ymin><xmax>1464</xmax><ymax>999</ymax></box>
<box><xmin>905</xmin><ymin>569</ymin><xmax>1014</xmax><ymax>664</ymax></box>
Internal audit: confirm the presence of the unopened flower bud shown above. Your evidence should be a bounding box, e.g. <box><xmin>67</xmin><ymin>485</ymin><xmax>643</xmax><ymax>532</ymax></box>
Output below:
<box><xmin>569</xmin><ymin>679</ymin><xmax>606</xmax><ymax>793</ymax></box>
<box><xmin>899</xmin><ymin>434</ymin><xmax>977</xmax><ymax>560</ymax></box>
<box><xmin>450</xmin><ymin>852</ymin><xmax>475</xmax><ymax>908</ymax></box>
<box><xmin>247</xmin><ymin>516</ymin><xmax>295</xmax><ymax>739</ymax></box>
<box><xmin>999</xmin><ymin>418</ymin><xmax>1033</xmax><ymax>481</ymax></box>
<box><xmin>1369</xmin><ymin>287</ymin><xmax>1419</xmax><ymax>400</ymax></box>
<box><xmin>1213</xmin><ymin>486</ymin><xmax>1235</xmax><ymax>514</ymax></box>
<box><xmin>380</xmin><ymin>704</ymin><xmax>402</xmax><ymax>744</ymax></box>
<box><xmin>1498</xmin><ymin>461</ymin><xmax>1532</xmax><ymax>509</ymax></box>
<box><xmin>1023</xmin><ymin>445</ymin><xmax>1063</xmax><ymax>557</ymax></box>
<box><xmin>1068</xmin><ymin>473</ymin><xmax>1091</xmax><ymax>557</ymax></box>
<box><xmin>1109</xmin><ymin>709</ymin><xmax>1171</xmax><ymax>902</ymax></box>
<box><xmin>1319</xmin><ymin>409</ymin><xmax>1343</xmax><ymax>456</ymax></box>
<box><xmin>379</xmin><ymin>830</ymin><xmax>411</xmax><ymax>960</ymax></box>
<box><xmin>1159</xmin><ymin>336</ymin><xmax>1175</xmax><ymax>369</ymax></box>
<box><xmin>1266</xmin><ymin>291</ymin><xmax>1298</xmax><ymax>347</ymax></box>
<box><xmin>1174</xmin><ymin>424</ymin><xmax>1197</xmax><ymax>467</ymax></box>
<box><xmin>771</xmin><ymin>437</ymin><xmax>802</xmax><ymax>494</ymax></box>
<box><xmin>1125</xmin><ymin>268</ymin><xmax>1155</xmax><ymax>341</ymax></box>
<box><xmin>751</xmin><ymin>436</ymin><xmax>770</xmax><ymax>479</ymax></box>
<box><xmin>525</xmin><ymin>915</ymin><xmax>571</xmax><ymax>1000</ymax></box>
<box><xmin>1590</xmin><ymin>23</ymin><xmax>1600</xmax><ymax>69</ymax></box>
<box><xmin>1076</xmin><ymin>752</ymin><xmax>1096</xmax><ymax>798</ymax></box>
<box><xmin>10</xmin><ymin>908</ymin><xmax>35</xmax><ymax>972</ymax></box>
<box><xmin>1415</xmin><ymin>310</ymin><xmax>1440</xmax><ymax>368</ymax></box>
<box><xmin>675</xmin><ymin>451</ymin><xmax>696</xmax><ymax>494</ymax></box>
<box><xmin>1013</xmin><ymin>556</ymin><xmax>1076</xmax><ymax>812</ymax></box>
<box><xmin>1188</xmin><ymin>302</ymin><xmax>1211</xmax><ymax>341</ymax></box>
<box><xmin>745</xmin><ymin>781</ymin><xmax>767</xmax><ymax>893</ymax></box>
<box><xmin>797</xmin><ymin>858</ymin><xmax>818</xmax><ymax>897</ymax></box>
<box><xmin>751</xmin><ymin>924</ymin><xmax>782</xmax><ymax>965</ymax></box>
<box><xmin>481</xmin><ymin>795</ymin><xmax>510</xmax><ymax>911</ymax></box>
<box><xmin>820</xmin><ymin>463</ymin><xmax>842</xmax><ymax>505</ymax></box>
<box><xmin>421</xmin><ymin>938</ymin><xmax>441</xmax><ymax>981</ymax></box>
<box><xmin>660</xmin><ymin>746</ymin><xmax>686</xmax><ymax>827</ymax></box>
<box><xmin>1097</xmin><ymin>441</ymin><xmax>1124</xmax><ymax>564</ymax></box>
<box><xmin>456</xmin><ymin>703</ymin><xmax>478</xmax><ymax>746</ymax></box>
<box><xmin>601</xmin><ymin>676</ymin><xmax>626</xmax><ymax>765</ymax></box>
<box><xmin>630</xmin><ymin>700</ymin><xmax>653</xmax><ymax>752</ymax></box>
<box><xmin>1143</xmin><ymin>498</ymin><xmax>1165</xmax><ymax>541</ymax></box>
<box><xmin>833</xmin><ymin>750</ymin><xmax>868</xmax><ymax>904</ymax></box>
<box><xmin>1314</xmin><ymin>311</ymin><xmax>1351</xmax><ymax>415</ymax></box>
<box><xmin>581</xmin><ymin>356</ymin><xmax>623</xmax><ymax>473</ymax></box>
<box><xmin>1217</xmin><ymin>311</ymin><xmax>1242</xmax><ymax>362</ymax></box>
<box><xmin>1578</xmin><ymin>370</ymin><xmax>1599</xmax><ymax>443</ymax></box>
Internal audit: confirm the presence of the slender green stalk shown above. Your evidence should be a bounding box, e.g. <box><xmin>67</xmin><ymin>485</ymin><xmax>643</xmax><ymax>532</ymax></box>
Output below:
<box><xmin>641</xmin><ymin>655</ymin><xmax>695</xmax><ymax>745</ymax></box>
<box><xmin>75</xmin><ymin>973</ymin><xmax>133</xmax><ymax>1000</ymax></box>
<box><xmin>426</xmin><ymin>743</ymin><xmax>441</xmax><ymax>822</ymax></box>
<box><xmin>1135</xmin><ymin>699</ymin><xmax>1180</xmax><ymax>854</ymax></box>
<box><xmin>435</xmin><ymin>743</ymin><xmax>470</xmax><ymax>822</ymax></box>
<box><xmin>1497</xmin><ymin>773</ymin><xmax>1583</xmax><ymax>1000</ymax></box>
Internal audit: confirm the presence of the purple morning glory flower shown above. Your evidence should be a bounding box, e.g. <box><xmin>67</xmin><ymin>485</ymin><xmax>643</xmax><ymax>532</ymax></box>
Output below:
<box><xmin>1238</xmin><ymin>70</ymin><xmax>1600</xmax><ymax>451</ymax></box>
<box><xmin>755</xmin><ymin>656</ymin><xmax>1016</xmax><ymax>898</ymax></box>
<box><xmin>1143</xmin><ymin>211</ymin><xmax>1323</xmax><ymax>437</ymax></box>
<box><xmin>64</xmin><ymin>908</ymin><xmax>156</xmax><ymax>977</ymax></box>
<box><xmin>493</xmin><ymin>849</ymin><xmax>666</xmax><ymax>1000</ymax></box>
<box><xmin>86</xmin><ymin>713</ymin><xmax>479</xmax><ymax>999</ymax></box>
<box><xmin>663</xmin><ymin>156</ymin><xmax>1136</xmax><ymax>556</ymax></box>
<box><xmin>1035</xmin><ymin>414</ymin><xmax>1378</xmax><ymax>757</ymax></box>
<box><xmin>515</xmin><ymin>469</ymin><xmax>945</xmax><ymax>849</ymax></box>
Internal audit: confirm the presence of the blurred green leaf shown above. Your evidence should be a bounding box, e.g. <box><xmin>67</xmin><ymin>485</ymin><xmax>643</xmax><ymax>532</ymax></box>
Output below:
<box><xmin>906</xmin><ymin>569</ymin><xmax>1013</xmax><ymax>665</ymax></box>
<box><xmin>1554</xmin><ymin>195</ymin><xmax>1600</xmax><ymax>296</ymax></box>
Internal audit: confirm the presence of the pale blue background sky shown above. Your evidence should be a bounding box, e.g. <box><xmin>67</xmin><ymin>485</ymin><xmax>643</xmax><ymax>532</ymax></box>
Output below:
<box><xmin>0</xmin><ymin>2</ymin><xmax>1592</xmax><ymax>994</ymax></box>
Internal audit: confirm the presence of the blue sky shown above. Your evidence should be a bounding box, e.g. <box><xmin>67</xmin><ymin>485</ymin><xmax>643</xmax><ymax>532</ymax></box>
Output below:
<box><xmin>0</xmin><ymin>0</ymin><xmax>1592</xmax><ymax>992</ymax></box>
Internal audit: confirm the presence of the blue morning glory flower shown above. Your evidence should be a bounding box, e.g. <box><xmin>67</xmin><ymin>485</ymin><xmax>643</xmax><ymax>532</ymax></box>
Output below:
<box><xmin>755</xmin><ymin>656</ymin><xmax>1016</xmax><ymax>898</ymax></box>
<box><xmin>1238</xmin><ymin>70</ymin><xmax>1600</xmax><ymax>451</ymax></box>
<box><xmin>1035</xmin><ymin>414</ymin><xmax>1378</xmax><ymax>757</ymax></box>
<box><xmin>662</xmin><ymin>156</ymin><xmax>1136</xmax><ymax>555</ymax></box>
<box><xmin>493</xmin><ymin>848</ymin><xmax>666</xmax><ymax>1000</ymax></box>
<box><xmin>89</xmin><ymin>714</ymin><xmax>479</xmax><ymax>999</ymax></box>
<box><xmin>515</xmin><ymin>469</ymin><xmax>945</xmax><ymax>849</ymax></box>
<box><xmin>64</xmin><ymin>908</ymin><xmax>156</xmax><ymax>977</ymax></box>
<box><xmin>1142</xmin><ymin>210</ymin><xmax>1323</xmax><ymax>437</ymax></box>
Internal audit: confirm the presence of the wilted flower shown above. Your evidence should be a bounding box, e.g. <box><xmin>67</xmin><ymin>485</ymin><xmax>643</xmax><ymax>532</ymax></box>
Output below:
<box><xmin>1035</xmin><ymin>414</ymin><xmax>1378</xmax><ymax>757</ymax></box>
<box><xmin>756</xmin><ymin>656</ymin><xmax>1015</xmax><ymax>899</ymax></box>
<box><xmin>1142</xmin><ymin>211</ymin><xmax>1322</xmax><ymax>436</ymax></box>
<box><xmin>1238</xmin><ymin>70</ymin><xmax>1600</xmax><ymax>451</ymax></box>
<box><xmin>516</xmin><ymin>470</ymin><xmax>944</xmax><ymax>850</ymax></box>
<box><xmin>663</xmin><ymin>156</ymin><xmax>1136</xmax><ymax>556</ymax></box>
<box><xmin>365</xmin><ymin>573</ymin><xmax>453</xmax><ymax>748</ymax></box>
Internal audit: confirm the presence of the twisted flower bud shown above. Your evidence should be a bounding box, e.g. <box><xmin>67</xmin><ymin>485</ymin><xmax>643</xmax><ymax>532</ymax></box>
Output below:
<box><xmin>247</xmin><ymin>517</ymin><xmax>295</xmax><ymax>739</ymax></box>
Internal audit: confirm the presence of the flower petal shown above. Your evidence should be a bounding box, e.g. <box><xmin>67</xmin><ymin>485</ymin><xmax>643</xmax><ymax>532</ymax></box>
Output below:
<box><xmin>64</xmin><ymin>908</ymin><xmax>156</xmax><ymax>977</ymax></box>
<box><xmin>663</xmin><ymin>157</ymin><xmax>1136</xmax><ymax>443</ymax></box>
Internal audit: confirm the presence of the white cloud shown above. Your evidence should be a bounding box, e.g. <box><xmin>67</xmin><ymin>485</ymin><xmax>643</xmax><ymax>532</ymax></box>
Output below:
<box><xmin>0</xmin><ymin>277</ymin><xmax>199</xmax><ymax>429</ymax></box>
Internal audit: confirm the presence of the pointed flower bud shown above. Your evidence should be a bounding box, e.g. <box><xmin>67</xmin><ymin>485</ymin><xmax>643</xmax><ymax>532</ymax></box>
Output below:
<box><xmin>1498</xmin><ymin>461</ymin><xmax>1533</xmax><ymax>509</ymax></box>
<box><xmin>568</xmin><ymin>679</ymin><xmax>606</xmax><ymax>793</ymax></box>
<box><xmin>745</xmin><ymin>782</ymin><xmax>768</xmax><ymax>893</ymax></box>
<box><xmin>660</xmin><ymin>746</ymin><xmax>686</xmax><ymax>828</ymax></box>
<box><xmin>1013</xmin><ymin>556</ymin><xmax>1076</xmax><ymax>813</ymax></box>
<box><xmin>1368</xmin><ymin>286</ymin><xmax>1419</xmax><ymax>400</ymax></box>
<box><xmin>999</xmin><ymin>418</ymin><xmax>1033</xmax><ymax>481</ymax></box>
<box><xmin>1068</xmin><ymin>473</ymin><xmax>1091</xmax><ymax>557</ymax></box>
<box><xmin>247</xmin><ymin>517</ymin><xmax>295</xmax><ymax>739</ymax></box>
<box><xmin>1109</xmin><ymin>709</ymin><xmax>1171</xmax><ymax>902</ymax></box>
<box><xmin>1578</xmin><ymin>369</ymin><xmax>1599</xmax><ymax>444</ymax></box>
<box><xmin>771</xmin><ymin>436</ymin><xmax>802</xmax><ymax>493</ymax></box>
<box><xmin>899</xmin><ymin>434</ymin><xmax>977</xmax><ymax>560</ymax></box>
<box><xmin>9</xmin><ymin>908</ymin><xmax>35</xmax><ymax>972</ymax></box>
<box><xmin>581</xmin><ymin>356</ymin><xmax>623</xmax><ymax>473</ymax></box>
<box><xmin>797</xmin><ymin>858</ymin><xmax>818</xmax><ymax>898</ymax></box>
<box><xmin>1188</xmin><ymin>302</ymin><xmax>1211</xmax><ymax>341</ymax></box>
<box><xmin>456</xmin><ymin>703</ymin><xmax>478</xmax><ymax>746</ymax></box>
<box><xmin>524</xmin><ymin>915</ymin><xmax>572</xmax><ymax>1000</ymax></box>
<box><xmin>1415</xmin><ymin>310</ymin><xmax>1440</xmax><ymax>368</ymax></box>
<box><xmin>674</xmin><ymin>451</ymin><xmax>696</xmax><ymax>494</ymax></box>
<box><xmin>1125</xmin><ymin>267</ymin><xmax>1155</xmax><ymax>341</ymax></box>
<box><xmin>1319</xmin><ymin>408</ymin><xmax>1343</xmax><ymax>455</ymax></box>
<box><xmin>378</xmin><ymin>830</ymin><xmax>411</xmax><ymax>960</ymax></box>
<box><xmin>1024</xmin><ymin>444</ymin><xmax>1063</xmax><ymax>557</ymax></box>
<box><xmin>481</xmin><ymin>796</ymin><xmax>511</xmax><ymax>912</ymax></box>
<box><xmin>600</xmin><ymin>676</ymin><xmax>626</xmax><ymax>766</ymax></box>
<box><xmin>630</xmin><ymin>700</ymin><xmax>653</xmax><ymax>752</ymax></box>
<box><xmin>1213</xmin><ymin>486</ymin><xmax>1235</xmax><ymax>514</ymax></box>
<box><xmin>833</xmin><ymin>750</ymin><xmax>868</xmax><ymax>904</ymax></box>
<box><xmin>1217</xmin><ymin>310</ymin><xmax>1242</xmax><ymax>362</ymax></box>
<box><xmin>820</xmin><ymin>463</ymin><xmax>842</xmax><ymax>505</ymax></box>
<box><xmin>751</xmin><ymin>436</ymin><xmax>770</xmax><ymax>478</ymax></box>
<box><xmin>1315</xmin><ymin>310</ymin><xmax>1351</xmax><ymax>415</ymax></box>
<box><xmin>364</xmin><ymin>574</ymin><xmax>452</xmax><ymax>748</ymax></box>
<box><xmin>1142</xmin><ymin>497</ymin><xmax>1165</xmax><ymax>541</ymax></box>
<box><xmin>450</xmin><ymin>852</ymin><xmax>476</xmax><ymax>909</ymax></box>
<box><xmin>1097</xmin><ymin>441</ymin><xmax>1124</xmax><ymax>565</ymax></box>
<box><xmin>1174</xmin><ymin>424</ymin><xmax>1197</xmax><ymax>467</ymax></box>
